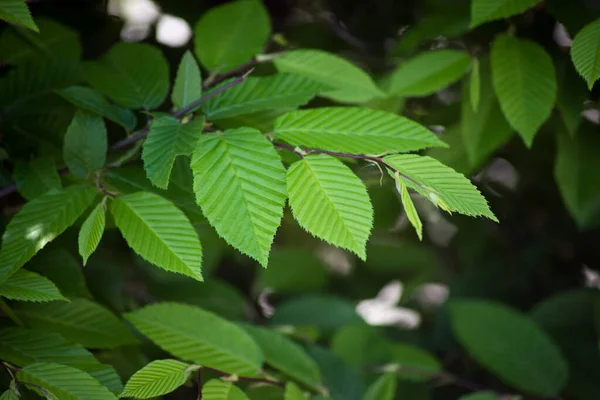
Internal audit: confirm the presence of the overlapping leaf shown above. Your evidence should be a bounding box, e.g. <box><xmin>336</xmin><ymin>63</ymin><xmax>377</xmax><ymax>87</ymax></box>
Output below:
<box><xmin>64</xmin><ymin>110</ymin><xmax>107</xmax><ymax>179</ymax></box>
<box><xmin>57</xmin><ymin>86</ymin><xmax>137</xmax><ymax>130</ymax></box>
<box><xmin>241</xmin><ymin>325</ymin><xmax>321</xmax><ymax>389</ymax></box>
<box><xmin>383</xmin><ymin>154</ymin><xmax>496</xmax><ymax>220</ymax></box>
<box><xmin>284</xmin><ymin>382</ymin><xmax>306</xmax><ymax>400</ymax></box>
<box><xmin>395</xmin><ymin>175</ymin><xmax>422</xmax><ymax>240</ymax></box>
<box><xmin>470</xmin><ymin>0</ymin><xmax>541</xmax><ymax>28</ymax></box>
<box><xmin>172</xmin><ymin>51</ymin><xmax>202</xmax><ymax>109</ymax></box>
<box><xmin>202</xmin><ymin>379</ymin><xmax>249</xmax><ymax>400</ymax></box>
<box><xmin>194</xmin><ymin>0</ymin><xmax>270</xmax><ymax>72</ymax></box>
<box><xmin>0</xmin><ymin>185</ymin><xmax>97</xmax><ymax>284</ymax></box>
<box><xmin>14</xmin><ymin>298</ymin><xmax>137</xmax><ymax>349</ymax></box>
<box><xmin>449</xmin><ymin>299</ymin><xmax>568</xmax><ymax>396</ymax></box>
<box><xmin>78</xmin><ymin>201</ymin><xmax>106</xmax><ymax>266</ymax></box>
<box><xmin>0</xmin><ymin>389</ymin><xmax>18</xmax><ymax>400</ymax></box>
<box><xmin>17</xmin><ymin>362</ymin><xmax>117</xmax><ymax>400</ymax></box>
<box><xmin>120</xmin><ymin>360</ymin><xmax>197</xmax><ymax>399</ymax></box>
<box><xmin>388</xmin><ymin>50</ymin><xmax>471</xmax><ymax>97</ymax></box>
<box><xmin>571</xmin><ymin>18</ymin><xmax>600</xmax><ymax>90</ymax></box>
<box><xmin>0</xmin><ymin>327</ymin><xmax>122</xmax><ymax>393</ymax></box>
<box><xmin>191</xmin><ymin>128</ymin><xmax>286</xmax><ymax>266</ymax></box>
<box><xmin>142</xmin><ymin>115</ymin><xmax>204</xmax><ymax>189</ymax></box>
<box><xmin>0</xmin><ymin>0</ymin><xmax>38</xmax><ymax>31</ymax></box>
<box><xmin>125</xmin><ymin>302</ymin><xmax>263</xmax><ymax>375</ymax></box>
<box><xmin>27</xmin><ymin>248</ymin><xmax>92</xmax><ymax>299</ymax></box>
<box><xmin>273</xmin><ymin>49</ymin><xmax>385</xmax><ymax>103</ymax></box>
<box><xmin>0</xmin><ymin>269</ymin><xmax>67</xmax><ymax>302</ymax></box>
<box><xmin>111</xmin><ymin>191</ymin><xmax>203</xmax><ymax>281</ymax></box>
<box><xmin>273</xmin><ymin>107</ymin><xmax>446</xmax><ymax>154</ymax></box>
<box><xmin>14</xmin><ymin>156</ymin><xmax>62</xmax><ymax>200</ymax></box>
<box><xmin>286</xmin><ymin>154</ymin><xmax>373</xmax><ymax>260</ymax></box>
<box><xmin>362</xmin><ymin>373</ymin><xmax>396</xmax><ymax>400</ymax></box>
<box><xmin>491</xmin><ymin>35</ymin><xmax>557</xmax><ymax>147</ymax></box>
<box><xmin>84</xmin><ymin>42</ymin><xmax>169</xmax><ymax>109</ymax></box>
<box><xmin>201</xmin><ymin>74</ymin><xmax>322</xmax><ymax>119</ymax></box>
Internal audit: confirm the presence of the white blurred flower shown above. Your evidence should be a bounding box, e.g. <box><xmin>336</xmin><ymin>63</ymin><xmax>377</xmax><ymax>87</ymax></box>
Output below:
<box><xmin>412</xmin><ymin>283</ymin><xmax>449</xmax><ymax>310</ymax></box>
<box><xmin>583</xmin><ymin>265</ymin><xmax>600</xmax><ymax>289</ymax></box>
<box><xmin>356</xmin><ymin>281</ymin><xmax>422</xmax><ymax>329</ymax></box>
<box><xmin>116</xmin><ymin>0</ymin><xmax>161</xmax><ymax>25</ymax></box>
<box><xmin>120</xmin><ymin>21</ymin><xmax>151</xmax><ymax>42</ymax></box>
<box><xmin>582</xmin><ymin>108</ymin><xmax>600</xmax><ymax>125</ymax></box>
<box><xmin>553</xmin><ymin>23</ymin><xmax>572</xmax><ymax>48</ymax></box>
<box><xmin>156</xmin><ymin>14</ymin><xmax>192</xmax><ymax>47</ymax></box>
<box><xmin>318</xmin><ymin>246</ymin><xmax>352</xmax><ymax>275</ymax></box>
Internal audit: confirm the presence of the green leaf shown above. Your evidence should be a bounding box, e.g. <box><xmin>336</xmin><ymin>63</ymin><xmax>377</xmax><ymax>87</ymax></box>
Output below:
<box><xmin>458</xmin><ymin>393</ymin><xmax>499</xmax><ymax>400</ymax></box>
<box><xmin>84</xmin><ymin>42</ymin><xmax>169</xmax><ymax>109</ymax></box>
<box><xmin>362</xmin><ymin>373</ymin><xmax>396</xmax><ymax>400</ymax></box>
<box><xmin>201</xmin><ymin>74</ymin><xmax>322</xmax><ymax>120</ymax></box>
<box><xmin>241</xmin><ymin>325</ymin><xmax>321</xmax><ymax>389</ymax></box>
<box><xmin>331</xmin><ymin>324</ymin><xmax>391</xmax><ymax>369</ymax></box>
<box><xmin>383</xmin><ymin>154</ymin><xmax>497</xmax><ymax>221</ymax></box>
<box><xmin>461</xmin><ymin>57</ymin><xmax>513</xmax><ymax>167</ymax></box>
<box><xmin>142</xmin><ymin>115</ymin><xmax>204</xmax><ymax>189</ymax></box>
<box><xmin>449</xmin><ymin>299</ymin><xmax>568</xmax><ymax>396</ymax></box>
<box><xmin>0</xmin><ymin>269</ymin><xmax>67</xmax><ymax>302</ymax></box>
<box><xmin>571</xmin><ymin>18</ymin><xmax>600</xmax><ymax>90</ymax></box>
<box><xmin>0</xmin><ymin>327</ymin><xmax>123</xmax><ymax>393</ymax></box>
<box><xmin>395</xmin><ymin>175</ymin><xmax>422</xmax><ymax>240</ymax></box>
<box><xmin>491</xmin><ymin>35</ymin><xmax>557</xmax><ymax>147</ymax></box>
<box><xmin>172</xmin><ymin>50</ymin><xmax>202</xmax><ymax>110</ymax></box>
<box><xmin>260</xmin><ymin>248</ymin><xmax>327</xmax><ymax>293</ymax></box>
<box><xmin>0</xmin><ymin>185</ymin><xmax>97</xmax><ymax>284</ymax></box>
<box><xmin>57</xmin><ymin>86</ymin><xmax>137</xmax><ymax>130</ymax></box>
<box><xmin>194</xmin><ymin>0</ymin><xmax>270</xmax><ymax>72</ymax></box>
<box><xmin>17</xmin><ymin>362</ymin><xmax>117</xmax><ymax>400</ymax></box>
<box><xmin>110</xmin><ymin>191</ymin><xmax>203</xmax><ymax>281</ymax></box>
<box><xmin>0</xmin><ymin>389</ymin><xmax>18</xmax><ymax>400</ymax></box>
<box><xmin>191</xmin><ymin>128</ymin><xmax>286</xmax><ymax>266</ymax></box>
<box><xmin>0</xmin><ymin>0</ymin><xmax>38</xmax><ymax>32</ymax></box>
<box><xmin>273</xmin><ymin>107</ymin><xmax>447</xmax><ymax>155</ymax></box>
<box><xmin>389</xmin><ymin>343</ymin><xmax>441</xmax><ymax>382</ymax></box>
<box><xmin>212</xmin><ymin>108</ymin><xmax>293</xmax><ymax>133</ymax></box>
<box><xmin>470</xmin><ymin>58</ymin><xmax>480</xmax><ymax>111</ymax></box>
<box><xmin>64</xmin><ymin>110</ymin><xmax>107</xmax><ymax>179</ymax></box>
<box><xmin>389</xmin><ymin>50</ymin><xmax>471</xmax><ymax>97</ymax></box>
<box><xmin>273</xmin><ymin>49</ymin><xmax>385</xmax><ymax>103</ymax></box>
<box><xmin>14</xmin><ymin>156</ymin><xmax>62</xmax><ymax>201</ymax></box>
<box><xmin>0</xmin><ymin>18</ymin><xmax>81</xmax><ymax>65</ymax></box>
<box><xmin>554</xmin><ymin>124</ymin><xmax>600</xmax><ymax>229</ymax></box>
<box><xmin>286</xmin><ymin>154</ymin><xmax>373</xmax><ymax>260</ymax></box>
<box><xmin>78</xmin><ymin>200</ymin><xmax>106</xmax><ymax>266</ymax></box>
<box><xmin>125</xmin><ymin>302</ymin><xmax>263</xmax><ymax>375</ymax></box>
<box><xmin>14</xmin><ymin>298</ymin><xmax>137</xmax><ymax>349</ymax></box>
<box><xmin>27</xmin><ymin>248</ymin><xmax>92</xmax><ymax>299</ymax></box>
<box><xmin>556</xmin><ymin>56</ymin><xmax>588</xmax><ymax>137</ymax></box>
<box><xmin>202</xmin><ymin>379</ymin><xmax>249</xmax><ymax>400</ymax></box>
<box><xmin>284</xmin><ymin>382</ymin><xmax>306</xmax><ymax>400</ymax></box>
<box><xmin>307</xmin><ymin>345</ymin><xmax>364</xmax><ymax>400</ymax></box>
<box><xmin>470</xmin><ymin>0</ymin><xmax>541</xmax><ymax>28</ymax></box>
<box><xmin>120</xmin><ymin>359</ymin><xmax>197</xmax><ymax>399</ymax></box>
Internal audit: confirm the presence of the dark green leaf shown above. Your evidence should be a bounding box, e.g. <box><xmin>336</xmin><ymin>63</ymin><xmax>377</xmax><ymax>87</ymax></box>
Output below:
<box><xmin>14</xmin><ymin>157</ymin><xmax>62</xmax><ymax>200</ymax></box>
<box><xmin>0</xmin><ymin>0</ymin><xmax>38</xmax><ymax>32</ymax></box>
<box><xmin>172</xmin><ymin>51</ymin><xmax>202</xmax><ymax>110</ymax></box>
<box><xmin>64</xmin><ymin>110</ymin><xmax>107</xmax><ymax>179</ymax></box>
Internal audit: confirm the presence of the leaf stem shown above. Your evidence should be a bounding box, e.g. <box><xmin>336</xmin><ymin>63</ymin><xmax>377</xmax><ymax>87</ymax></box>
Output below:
<box><xmin>0</xmin><ymin>298</ymin><xmax>25</xmax><ymax>327</ymax></box>
<box><xmin>202</xmin><ymin>366</ymin><xmax>285</xmax><ymax>388</ymax></box>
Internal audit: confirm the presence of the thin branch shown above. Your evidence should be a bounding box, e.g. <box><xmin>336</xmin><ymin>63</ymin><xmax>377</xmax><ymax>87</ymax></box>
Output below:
<box><xmin>0</xmin><ymin>299</ymin><xmax>25</xmax><ymax>327</ymax></box>
<box><xmin>202</xmin><ymin>58</ymin><xmax>258</xmax><ymax>89</ymax></box>
<box><xmin>197</xmin><ymin>368</ymin><xmax>203</xmax><ymax>400</ymax></box>
<box><xmin>202</xmin><ymin>366</ymin><xmax>285</xmax><ymax>388</ymax></box>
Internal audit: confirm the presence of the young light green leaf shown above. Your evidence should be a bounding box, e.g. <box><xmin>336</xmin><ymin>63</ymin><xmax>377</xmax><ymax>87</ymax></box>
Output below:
<box><xmin>202</xmin><ymin>379</ymin><xmax>249</xmax><ymax>400</ymax></box>
<box><xmin>362</xmin><ymin>373</ymin><xmax>396</xmax><ymax>400</ymax></box>
<box><xmin>57</xmin><ymin>86</ymin><xmax>137</xmax><ymax>130</ymax></box>
<box><xmin>273</xmin><ymin>107</ymin><xmax>447</xmax><ymax>155</ymax></box>
<box><xmin>110</xmin><ymin>191</ymin><xmax>203</xmax><ymax>281</ymax></box>
<box><xmin>449</xmin><ymin>299</ymin><xmax>568</xmax><ymax>396</ymax></box>
<box><xmin>14</xmin><ymin>298</ymin><xmax>137</xmax><ymax>349</ymax></box>
<box><xmin>273</xmin><ymin>49</ymin><xmax>385</xmax><ymax>103</ymax></box>
<box><xmin>241</xmin><ymin>325</ymin><xmax>321</xmax><ymax>389</ymax></box>
<box><xmin>0</xmin><ymin>0</ymin><xmax>38</xmax><ymax>32</ymax></box>
<box><xmin>286</xmin><ymin>154</ymin><xmax>373</xmax><ymax>260</ymax></box>
<box><xmin>84</xmin><ymin>42</ymin><xmax>169</xmax><ymax>109</ymax></box>
<box><xmin>14</xmin><ymin>157</ymin><xmax>62</xmax><ymax>200</ymax></box>
<box><xmin>201</xmin><ymin>74</ymin><xmax>322</xmax><ymax>120</ymax></box>
<box><xmin>191</xmin><ymin>128</ymin><xmax>286</xmax><ymax>266</ymax></box>
<box><xmin>470</xmin><ymin>0</ymin><xmax>541</xmax><ymax>28</ymax></box>
<box><xmin>120</xmin><ymin>360</ymin><xmax>196</xmax><ymax>399</ymax></box>
<box><xmin>389</xmin><ymin>50</ymin><xmax>471</xmax><ymax>97</ymax></box>
<box><xmin>194</xmin><ymin>0</ymin><xmax>270</xmax><ymax>72</ymax></box>
<box><xmin>78</xmin><ymin>200</ymin><xmax>106</xmax><ymax>266</ymax></box>
<box><xmin>395</xmin><ymin>174</ymin><xmax>422</xmax><ymax>240</ymax></box>
<box><xmin>64</xmin><ymin>110</ymin><xmax>108</xmax><ymax>179</ymax></box>
<box><xmin>571</xmin><ymin>18</ymin><xmax>600</xmax><ymax>90</ymax></box>
<box><xmin>491</xmin><ymin>35</ymin><xmax>557</xmax><ymax>147</ymax></box>
<box><xmin>470</xmin><ymin>58</ymin><xmax>480</xmax><ymax>111</ymax></box>
<box><xmin>284</xmin><ymin>382</ymin><xmax>307</xmax><ymax>400</ymax></box>
<box><xmin>383</xmin><ymin>154</ymin><xmax>496</xmax><ymax>221</ymax></box>
<box><xmin>17</xmin><ymin>362</ymin><xmax>117</xmax><ymax>400</ymax></box>
<box><xmin>0</xmin><ymin>269</ymin><xmax>67</xmax><ymax>302</ymax></box>
<box><xmin>142</xmin><ymin>114</ymin><xmax>204</xmax><ymax>189</ymax></box>
<box><xmin>0</xmin><ymin>18</ymin><xmax>81</xmax><ymax>65</ymax></box>
<box><xmin>0</xmin><ymin>185</ymin><xmax>97</xmax><ymax>284</ymax></box>
<box><xmin>172</xmin><ymin>51</ymin><xmax>202</xmax><ymax>109</ymax></box>
<box><xmin>0</xmin><ymin>327</ymin><xmax>123</xmax><ymax>393</ymax></box>
<box><xmin>461</xmin><ymin>57</ymin><xmax>513</xmax><ymax>167</ymax></box>
<box><xmin>125</xmin><ymin>302</ymin><xmax>263</xmax><ymax>375</ymax></box>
